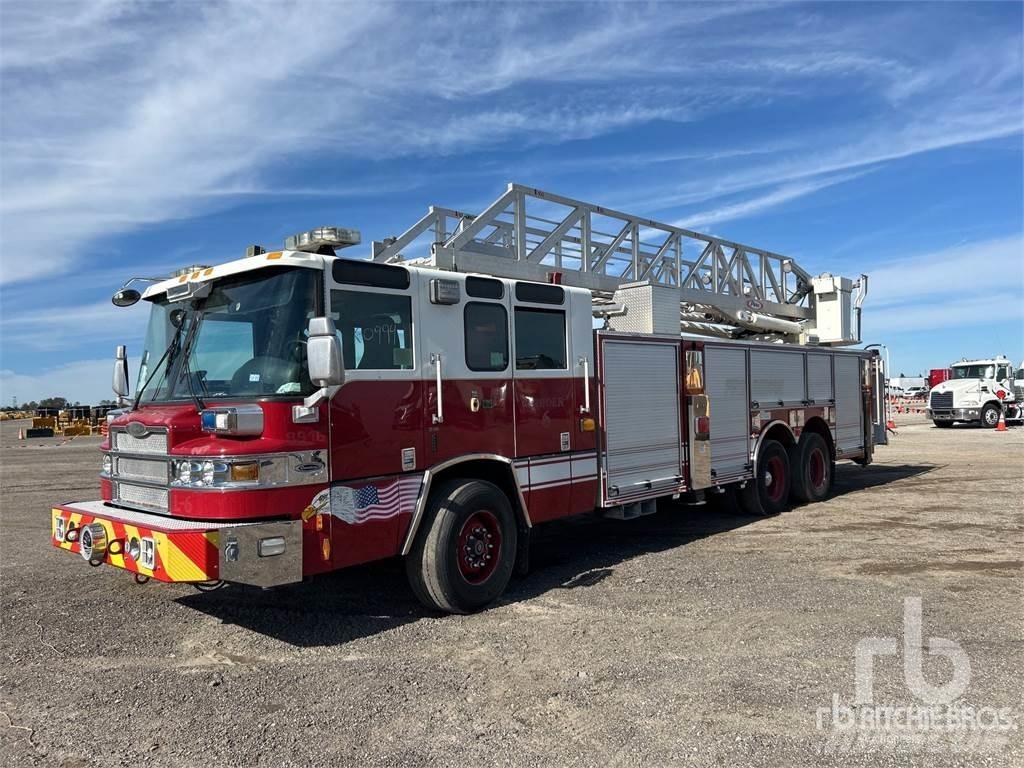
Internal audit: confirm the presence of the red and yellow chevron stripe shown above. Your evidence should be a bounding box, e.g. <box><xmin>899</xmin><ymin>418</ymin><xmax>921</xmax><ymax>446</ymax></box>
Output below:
<box><xmin>51</xmin><ymin>507</ymin><xmax>219</xmax><ymax>583</ymax></box>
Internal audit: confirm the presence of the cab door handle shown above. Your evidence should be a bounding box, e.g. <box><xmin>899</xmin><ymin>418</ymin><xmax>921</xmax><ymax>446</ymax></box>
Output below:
<box><xmin>430</xmin><ymin>353</ymin><xmax>444</xmax><ymax>424</ymax></box>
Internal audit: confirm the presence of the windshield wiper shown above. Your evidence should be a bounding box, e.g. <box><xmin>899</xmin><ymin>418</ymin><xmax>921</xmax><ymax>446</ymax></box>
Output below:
<box><xmin>179</xmin><ymin>315</ymin><xmax>206</xmax><ymax>413</ymax></box>
<box><xmin>132</xmin><ymin>315</ymin><xmax>187</xmax><ymax>410</ymax></box>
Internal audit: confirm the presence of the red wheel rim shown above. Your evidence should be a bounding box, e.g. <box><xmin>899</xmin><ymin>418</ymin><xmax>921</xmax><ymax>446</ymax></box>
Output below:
<box><xmin>809</xmin><ymin>447</ymin><xmax>826</xmax><ymax>489</ymax></box>
<box><xmin>457</xmin><ymin>510</ymin><xmax>501</xmax><ymax>584</ymax></box>
<box><xmin>765</xmin><ymin>456</ymin><xmax>786</xmax><ymax>503</ymax></box>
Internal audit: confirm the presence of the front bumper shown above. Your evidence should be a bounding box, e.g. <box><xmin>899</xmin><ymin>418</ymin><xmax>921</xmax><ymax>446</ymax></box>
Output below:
<box><xmin>927</xmin><ymin>408</ymin><xmax>980</xmax><ymax>422</ymax></box>
<box><xmin>51</xmin><ymin>501</ymin><xmax>302</xmax><ymax>586</ymax></box>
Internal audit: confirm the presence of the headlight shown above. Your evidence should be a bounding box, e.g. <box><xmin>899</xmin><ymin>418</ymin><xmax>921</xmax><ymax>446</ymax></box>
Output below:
<box><xmin>960</xmin><ymin>400</ymin><xmax>978</xmax><ymax>407</ymax></box>
<box><xmin>176</xmin><ymin>460</ymin><xmax>193</xmax><ymax>484</ymax></box>
<box><xmin>101</xmin><ymin>454</ymin><xmax>112</xmax><ymax>475</ymax></box>
<box><xmin>172</xmin><ymin>458</ymin><xmax>257</xmax><ymax>488</ymax></box>
<box><xmin>169</xmin><ymin>452</ymin><xmax>323</xmax><ymax>489</ymax></box>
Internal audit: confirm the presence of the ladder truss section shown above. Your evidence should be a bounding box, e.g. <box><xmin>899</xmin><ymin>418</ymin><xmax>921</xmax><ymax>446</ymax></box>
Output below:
<box><xmin>372</xmin><ymin>183</ymin><xmax>815</xmax><ymax>321</ymax></box>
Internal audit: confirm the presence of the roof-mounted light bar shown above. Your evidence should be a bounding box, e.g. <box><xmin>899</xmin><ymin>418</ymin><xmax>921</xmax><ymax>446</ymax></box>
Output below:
<box><xmin>285</xmin><ymin>226</ymin><xmax>361</xmax><ymax>254</ymax></box>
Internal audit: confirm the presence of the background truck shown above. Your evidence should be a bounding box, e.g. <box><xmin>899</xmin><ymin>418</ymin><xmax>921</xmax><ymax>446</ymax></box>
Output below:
<box><xmin>928</xmin><ymin>367</ymin><xmax>952</xmax><ymax>390</ymax></box>
<box><xmin>927</xmin><ymin>356</ymin><xmax>1024</xmax><ymax>427</ymax></box>
<box><xmin>50</xmin><ymin>184</ymin><xmax>888</xmax><ymax>613</ymax></box>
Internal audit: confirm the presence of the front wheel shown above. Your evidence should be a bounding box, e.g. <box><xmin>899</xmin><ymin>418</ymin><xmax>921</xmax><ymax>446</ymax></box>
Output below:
<box><xmin>738</xmin><ymin>439</ymin><xmax>791</xmax><ymax>516</ymax></box>
<box><xmin>405</xmin><ymin>479</ymin><xmax>517</xmax><ymax>614</ymax></box>
<box><xmin>980</xmin><ymin>403</ymin><xmax>1001</xmax><ymax>428</ymax></box>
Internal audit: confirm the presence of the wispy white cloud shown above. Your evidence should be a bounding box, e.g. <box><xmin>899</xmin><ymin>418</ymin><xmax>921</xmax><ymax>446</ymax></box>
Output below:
<box><xmin>860</xmin><ymin>234</ymin><xmax>1024</xmax><ymax>337</ymax></box>
<box><xmin>866</xmin><ymin>292</ymin><xmax>1024</xmax><ymax>335</ymax></box>
<box><xmin>866</xmin><ymin>235</ymin><xmax>1024</xmax><ymax>308</ymax></box>
<box><xmin>676</xmin><ymin>170</ymin><xmax>872</xmax><ymax>230</ymax></box>
<box><xmin>5</xmin><ymin>0</ymin><xmax>1018</xmax><ymax>288</ymax></box>
<box><xmin>0</xmin><ymin>358</ymin><xmax>116</xmax><ymax>405</ymax></box>
<box><xmin>0</xmin><ymin>299</ymin><xmax>148</xmax><ymax>352</ymax></box>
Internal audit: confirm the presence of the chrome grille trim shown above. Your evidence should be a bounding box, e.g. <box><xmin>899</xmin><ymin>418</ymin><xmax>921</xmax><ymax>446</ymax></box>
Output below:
<box><xmin>112</xmin><ymin>429</ymin><xmax>169</xmax><ymax>455</ymax></box>
<box><xmin>930</xmin><ymin>391</ymin><xmax>953</xmax><ymax>410</ymax></box>
<box><xmin>114</xmin><ymin>456</ymin><xmax>170</xmax><ymax>484</ymax></box>
<box><xmin>114</xmin><ymin>482</ymin><xmax>169</xmax><ymax>513</ymax></box>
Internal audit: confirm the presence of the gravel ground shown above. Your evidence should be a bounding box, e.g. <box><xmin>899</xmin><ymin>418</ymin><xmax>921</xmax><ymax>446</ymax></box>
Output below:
<box><xmin>1</xmin><ymin>416</ymin><xmax>1021</xmax><ymax>767</ymax></box>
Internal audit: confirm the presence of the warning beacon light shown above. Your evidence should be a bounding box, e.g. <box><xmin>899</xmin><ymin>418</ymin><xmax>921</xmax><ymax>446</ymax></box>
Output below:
<box><xmin>285</xmin><ymin>226</ymin><xmax>361</xmax><ymax>254</ymax></box>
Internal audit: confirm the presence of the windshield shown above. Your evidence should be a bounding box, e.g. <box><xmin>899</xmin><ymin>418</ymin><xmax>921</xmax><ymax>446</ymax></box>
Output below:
<box><xmin>136</xmin><ymin>267</ymin><xmax>319</xmax><ymax>402</ymax></box>
<box><xmin>951</xmin><ymin>364</ymin><xmax>995</xmax><ymax>380</ymax></box>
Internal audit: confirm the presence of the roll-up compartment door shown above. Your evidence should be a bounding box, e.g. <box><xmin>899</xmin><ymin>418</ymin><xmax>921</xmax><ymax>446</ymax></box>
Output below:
<box><xmin>750</xmin><ymin>349</ymin><xmax>806</xmax><ymax>407</ymax></box>
<box><xmin>600</xmin><ymin>339</ymin><xmax>682</xmax><ymax>502</ymax></box>
<box><xmin>834</xmin><ymin>355</ymin><xmax>864</xmax><ymax>455</ymax></box>
<box><xmin>704</xmin><ymin>345</ymin><xmax>750</xmax><ymax>480</ymax></box>
<box><xmin>807</xmin><ymin>353</ymin><xmax>834</xmax><ymax>404</ymax></box>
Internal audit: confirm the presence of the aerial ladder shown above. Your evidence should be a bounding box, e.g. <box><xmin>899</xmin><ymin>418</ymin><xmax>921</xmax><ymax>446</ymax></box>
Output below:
<box><xmin>370</xmin><ymin>183</ymin><xmax>867</xmax><ymax>346</ymax></box>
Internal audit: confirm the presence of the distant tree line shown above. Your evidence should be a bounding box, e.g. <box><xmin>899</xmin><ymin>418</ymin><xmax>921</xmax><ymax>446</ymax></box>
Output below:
<box><xmin>1</xmin><ymin>397</ymin><xmax>117</xmax><ymax>411</ymax></box>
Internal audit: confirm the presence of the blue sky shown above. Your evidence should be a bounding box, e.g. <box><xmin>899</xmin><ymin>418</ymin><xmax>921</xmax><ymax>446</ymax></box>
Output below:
<box><xmin>0</xmin><ymin>1</ymin><xmax>1021</xmax><ymax>403</ymax></box>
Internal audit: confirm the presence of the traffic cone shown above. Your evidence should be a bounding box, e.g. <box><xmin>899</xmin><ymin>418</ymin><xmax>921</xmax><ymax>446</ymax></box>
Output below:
<box><xmin>996</xmin><ymin>407</ymin><xmax>1008</xmax><ymax>432</ymax></box>
<box><xmin>17</xmin><ymin>428</ymin><xmax>24</xmax><ymax>440</ymax></box>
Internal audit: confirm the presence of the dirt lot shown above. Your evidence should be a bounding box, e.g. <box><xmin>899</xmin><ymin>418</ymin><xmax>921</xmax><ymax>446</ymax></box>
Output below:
<box><xmin>1</xmin><ymin>416</ymin><xmax>1021</xmax><ymax>767</ymax></box>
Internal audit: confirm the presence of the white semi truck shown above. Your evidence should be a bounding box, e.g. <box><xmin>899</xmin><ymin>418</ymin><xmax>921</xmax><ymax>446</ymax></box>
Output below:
<box><xmin>926</xmin><ymin>356</ymin><xmax>1024</xmax><ymax>427</ymax></box>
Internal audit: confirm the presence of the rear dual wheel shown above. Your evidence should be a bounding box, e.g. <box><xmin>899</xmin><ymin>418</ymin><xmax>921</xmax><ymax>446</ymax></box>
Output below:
<box><xmin>790</xmin><ymin>432</ymin><xmax>834</xmax><ymax>504</ymax></box>
<box><xmin>406</xmin><ymin>479</ymin><xmax>517</xmax><ymax>614</ymax></box>
<box><xmin>738</xmin><ymin>439</ymin><xmax>791</xmax><ymax>516</ymax></box>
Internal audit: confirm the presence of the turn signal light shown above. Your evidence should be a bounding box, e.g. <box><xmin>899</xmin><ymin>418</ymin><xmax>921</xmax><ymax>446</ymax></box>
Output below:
<box><xmin>229</xmin><ymin>462</ymin><xmax>259</xmax><ymax>482</ymax></box>
<box><xmin>579</xmin><ymin>417</ymin><xmax>596</xmax><ymax>432</ymax></box>
<box><xmin>695</xmin><ymin>416</ymin><xmax>711</xmax><ymax>439</ymax></box>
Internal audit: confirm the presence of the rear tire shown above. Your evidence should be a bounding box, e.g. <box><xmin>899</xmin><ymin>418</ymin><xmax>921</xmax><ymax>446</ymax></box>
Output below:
<box><xmin>933</xmin><ymin>420</ymin><xmax>953</xmax><ymax>428</ymax></box>
<box><xmin>789</xmin><ymin>432</ymin><xmax>833</xmax><ymax>504</ymax></box>
<box><xmin>738</xmin><ymin>439</ymin><xmax>790</xmax><ymax>516</ymax></box>
<box><xmin>405</xmin><ymin>479</ymin><xmax>517</xmax><ymax>614</ymax></box>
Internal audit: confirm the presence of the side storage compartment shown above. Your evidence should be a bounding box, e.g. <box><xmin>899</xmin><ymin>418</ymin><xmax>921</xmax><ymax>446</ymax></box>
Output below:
<box><xmin>749</xmin><ymin>349</ymin><xmax>805</xmax><ymax>407</ymax></box>
<box><xmin>834</xmin><ymin>354</ymin><xmax>865</xmax><ymax>456</ymax></box>
<box><xmin>704</xmin><ymin>345</ymin><xmax>751</xmax><ymax>481</ymax></box>
<box><xmin>598</xmin><ymin>335</ymin><xmax>684</xmax><ymax>505</ymax></box>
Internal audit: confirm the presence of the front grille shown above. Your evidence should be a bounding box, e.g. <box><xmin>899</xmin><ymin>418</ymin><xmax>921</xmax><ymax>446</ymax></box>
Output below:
<box><xmin>115</xmin><ymin>482</ymin><xmax>169</xmax><ymax>512</ymax></box>
<box><xmin>930</xmin><ymin>391</ymin><xmax>953</xmax><ymax>410</ymax></box>
<box><xmin>112</xmin><ymin>429</ymin><xmax>168</xmax><ymax>455</ymax></box>
<box><xmin>115</xmin><ymin>456</ymin><xmax>169</xmax><ymax>484</ymax></box>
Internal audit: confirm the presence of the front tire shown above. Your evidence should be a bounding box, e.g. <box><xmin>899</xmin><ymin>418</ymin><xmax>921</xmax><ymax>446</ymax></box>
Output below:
<box><xmin>738</xmin><ymin>439</ymin><xmax>791</xmax><ymax>516</ymax></box>
<box><xmin>405</xmin><ymin>479</ymin><xmax>517</xmax><ymax>614</ymax></box>
<box><xmin>980</xmin><ymin>403</ymin><xmax>1001</xmax><ymax>428</ymax></box>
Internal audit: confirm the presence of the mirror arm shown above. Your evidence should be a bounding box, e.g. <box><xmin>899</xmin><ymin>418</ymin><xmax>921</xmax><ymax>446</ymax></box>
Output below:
<box><xmin>292</xmin><ymin>385</ymin><xmax>341</xmax><ymax>423</ymax></box>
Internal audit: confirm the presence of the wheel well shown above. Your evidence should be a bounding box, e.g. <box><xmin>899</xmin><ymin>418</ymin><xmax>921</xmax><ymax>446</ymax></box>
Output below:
<box><xmin>801</xmin><ymin>416</ymin><xmax>835</xmax><ymax>460</ymax></box>
<box><xmin>762</xmin><ymin>422</ymin><xmax>796</xmax><ymax>450</ymax></box>
<box><xmin>428</xmin><ymin>459</ymin><xmax>530</xmax><ymax>532</ymax></box>
<box><xmin>751</xmin><ymin>421</ymin><xmax>795</xmax><ymax>467</ymax></box>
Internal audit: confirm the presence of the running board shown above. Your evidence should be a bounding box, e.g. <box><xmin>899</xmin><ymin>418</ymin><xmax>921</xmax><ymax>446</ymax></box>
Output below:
<box><xmin>602</xmin><ymin>499</ymin><xmax>658</xmax><ymax>520</ymax></box>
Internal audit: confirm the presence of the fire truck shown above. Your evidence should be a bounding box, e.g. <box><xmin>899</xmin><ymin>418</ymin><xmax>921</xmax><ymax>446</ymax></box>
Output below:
<box><xmin>51</xmin><ymin>184</ymin><xmax>888</xmax><ymax>613</ymax></box>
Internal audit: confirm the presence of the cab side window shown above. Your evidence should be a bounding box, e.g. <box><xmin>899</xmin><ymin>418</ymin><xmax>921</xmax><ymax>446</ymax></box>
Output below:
<box><xmin>465</xmin><ymin>302</ymin><xmax>509</xmax><ymax>372</ymax></box>
<box><xmin>330</xmin><ymin>289</ymin><xmax>413</xmax><ymax>370</ymax></box>
<box><xmin>514</xmin><ymin>308</ymin><xmax>566</xmax><ymax>370</ymax></box>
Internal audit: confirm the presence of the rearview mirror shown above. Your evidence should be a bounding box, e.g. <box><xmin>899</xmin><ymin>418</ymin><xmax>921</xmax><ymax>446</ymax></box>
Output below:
<box><xmin>112</xmin><ymin>345</ymin><xmax>130</xmax><ymax>400</ymax></box>
<box><xmin>112</xmin><ymin>288</ymin><xmax>141</xmax><ymax>307</ymax></box>
<box><xmin>306</xmin><ymin>317</ymin><xmax>345</xmax><ymax>388</ymax></box>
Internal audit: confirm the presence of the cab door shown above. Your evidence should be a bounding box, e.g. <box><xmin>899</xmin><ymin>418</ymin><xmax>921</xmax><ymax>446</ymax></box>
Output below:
<box><xmin>420</xmin><ymin>275</ymin><xmax>515</xmax><ymax>464</ymax></box>
<box><xmin>511</xmin><ymin>281</ymin><xmax>574</xmax><ymax>523</ymax></box>
<box><xmin>326</xmin><ymin>260</ymin><xmax>424</xmax><ymax>566</ymax></box>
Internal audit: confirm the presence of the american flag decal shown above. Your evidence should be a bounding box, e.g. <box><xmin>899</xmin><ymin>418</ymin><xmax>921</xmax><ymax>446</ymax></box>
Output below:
<box><xmin>327</xmin><ymin>475</ymin><xmax>422</xmax><ymax>525</ymax></box>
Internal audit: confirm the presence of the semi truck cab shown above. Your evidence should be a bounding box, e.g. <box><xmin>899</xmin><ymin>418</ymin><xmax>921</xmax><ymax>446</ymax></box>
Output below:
<box><xmin>927</xmin><ymin>356</ymin><xmax>1023</xmax><ymax>427</ymax></box>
